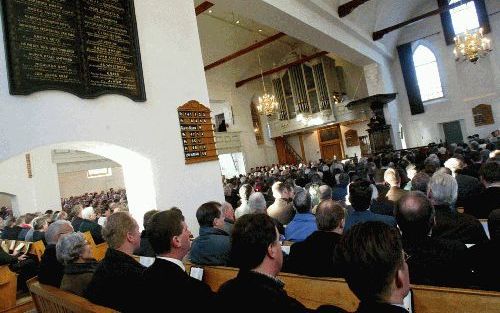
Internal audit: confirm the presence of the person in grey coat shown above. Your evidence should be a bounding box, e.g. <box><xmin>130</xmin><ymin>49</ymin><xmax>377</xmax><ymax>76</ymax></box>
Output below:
<box><xmin>189</xmin><ymin>202</ymin><xmax>230</xmax><ymax>266</ymax></box>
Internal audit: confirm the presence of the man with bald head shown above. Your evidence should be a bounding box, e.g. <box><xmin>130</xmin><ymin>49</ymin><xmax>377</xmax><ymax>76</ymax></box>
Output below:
<box><xmin>286</xmin><ymin>199</ymin><xmax>344</xmax><ymax>277</ymax></box>
<box><xmin>395</xmin><ymin>191</ymin><xmax>471</xmax><ymax>287</ymax></box>
<box><xmin>39</xmin><ymin>220</ymin><xmax>74</xmax><ymax>287</ymax></box>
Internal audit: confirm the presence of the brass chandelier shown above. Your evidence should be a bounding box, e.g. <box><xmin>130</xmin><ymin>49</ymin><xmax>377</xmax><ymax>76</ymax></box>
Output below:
<box><xmin>256</xmin><ymin>53</ymin><xmax>278</xmax><ymax>117</ymax></box>
<box><xmin>454</xmin><ymin>27</ymin><xmax>492</xmax><ymax>63</ymax></box>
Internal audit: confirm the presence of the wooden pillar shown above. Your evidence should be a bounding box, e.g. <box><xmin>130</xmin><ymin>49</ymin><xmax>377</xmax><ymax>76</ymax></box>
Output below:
<box><xmin>299</xmin><ymin>134</ymin><xmax>306</xmax><ymax>163</ymax></box>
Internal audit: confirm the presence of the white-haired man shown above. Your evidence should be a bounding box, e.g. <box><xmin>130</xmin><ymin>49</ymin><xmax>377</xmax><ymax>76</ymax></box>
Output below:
<box><xmin>428</xmin><ymin>173</ymin><xmax>487</xmax><ymax>245</ymax></box>
<box><xmin>78</xmin><ymin>207</ymin><xmax>104</xmax><ymax>244</ymax></box>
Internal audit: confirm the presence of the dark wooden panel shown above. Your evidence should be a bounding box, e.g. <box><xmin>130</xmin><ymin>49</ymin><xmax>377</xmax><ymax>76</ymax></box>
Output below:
<box><xmin>1</xmin><ymin>0</ymin><xmax>146</xmax><ymax>101</ymax></box>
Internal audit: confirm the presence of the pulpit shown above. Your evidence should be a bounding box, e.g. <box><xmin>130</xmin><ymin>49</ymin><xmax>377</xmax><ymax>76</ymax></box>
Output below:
<box><xmin>346</xmin><ymin>93</ymin><xmax>397</xmax><ymax>154</ymax></box>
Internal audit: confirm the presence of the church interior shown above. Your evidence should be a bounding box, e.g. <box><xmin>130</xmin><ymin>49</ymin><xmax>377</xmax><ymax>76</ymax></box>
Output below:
<box><xmin>0</xmin><ymin>0</ymin><xmax>499</xmax><ymax>312</ymax></box>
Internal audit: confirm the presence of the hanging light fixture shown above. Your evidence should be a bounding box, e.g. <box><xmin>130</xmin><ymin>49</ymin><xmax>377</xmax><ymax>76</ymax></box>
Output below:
<box><xmin>256</xmin><ymin>53</ymin><xmax>278</xmax><ymax>117</ymax></box>
<box><xmin>454</xmin><ymin>27</ymin><xmax>492</xmax><ymax>63</ymax></box>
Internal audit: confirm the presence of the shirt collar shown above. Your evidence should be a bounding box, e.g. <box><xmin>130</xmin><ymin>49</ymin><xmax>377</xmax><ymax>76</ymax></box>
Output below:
<box><xmin>157</xmin><ymin>256</ymin><xmax>185</xmax><ymax>271</ymax></box>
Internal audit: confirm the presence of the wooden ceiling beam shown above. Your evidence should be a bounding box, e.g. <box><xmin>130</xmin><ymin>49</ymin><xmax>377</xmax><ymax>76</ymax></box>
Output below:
<box><xmin>205</xmin><ymin>32</ymin><xmax>286</xmax><ymax>71</ymax></box>
<box><xmin>195</xmin><ymin>1</ymin><xmax>214</xmax><ymax>16</ymax></box>
<box><xmin>235</xmin><ymin>51</ymin><xmax>328</xmax><ymax>88</ymax></box>
<box><xmin>373</xmin><ymin>0</ymin><xmax>473</xmax><ymax>40</ymax></box>
<box><xmin>338</xmin><ymin>0</ymin><xmax>372</xmax><ymax>18</ymax></box>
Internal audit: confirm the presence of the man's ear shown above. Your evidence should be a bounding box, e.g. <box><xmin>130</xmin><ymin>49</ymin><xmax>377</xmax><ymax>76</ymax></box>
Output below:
<box><xmin>171</xmin><ymin>236</ymin><xmax>181</xmax><ymax>249</ymax></box>
<box><xmin>395</xmin><ymin>268</ymin><xmax>405</xmax><ymax>290</ymax></box>
<box><xmin>267</xmin><ymin>243</ymin><xmax>278</xmax><ymax>259</ymax></box>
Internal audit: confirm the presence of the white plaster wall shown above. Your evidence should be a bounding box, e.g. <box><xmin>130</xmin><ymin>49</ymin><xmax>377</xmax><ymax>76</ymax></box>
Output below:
<box><xmin>393</xmin><ymin>0</ymin><xmax>500</xmax><ymax>147</ymax></box>
<box><xmin>0</xmin><ymin>147</ymin><xmax>61</xmax><ymax>216</ymax></box>
<box><xmin>58</xmin><ymin>167</ymin><xmax>125</xmax><ymax>199</ymax></box>
<box><xmin>0</xmin><ymin>0</ymin><xmax>224</xmax><ymax>235</ymax></box>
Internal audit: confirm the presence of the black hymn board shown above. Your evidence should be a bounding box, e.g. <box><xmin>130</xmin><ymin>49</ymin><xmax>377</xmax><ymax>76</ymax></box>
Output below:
<box><xmin>178</xmin><ymin>100</ymin><xmax>218</xmax><ymax>165</ymax></box>
<box><xmin>1</xmin><ymin>0</ymin><xmax>146</xmax><ymax>101</ymax></box>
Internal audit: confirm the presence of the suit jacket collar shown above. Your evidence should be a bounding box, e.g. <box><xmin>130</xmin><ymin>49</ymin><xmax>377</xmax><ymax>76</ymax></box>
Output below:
<box><xmin>237</xmin><ymin>270</ymin><xmax>285</xmax><ymax>289</ymax></box>
<box><xmin>357</xmin><ymin>301</ymin><xmax>408</xmax><ymax>313</ymax></box>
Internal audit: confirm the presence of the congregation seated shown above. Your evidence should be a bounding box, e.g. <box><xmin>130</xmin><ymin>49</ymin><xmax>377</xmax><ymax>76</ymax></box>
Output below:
<box><xmin>144</xmin><ymin>209</ymin><xmax>215</xmax><ymax>311</ymax></box>
<box><xmin>70</xmin><ymin>205</ymin><xmax>84</xmax><ymax>233</ymax></box>
<box><xmin>329</xmin><ymin>222</ymin><xmax>410</xmax><ymax>313</ymax></box>
<box><xmin>133</xmin><ymin>209</ymin><xmax>158</xmax><ymax>257</ymax></box>
<box><xmin>17</xmin><ymin>213</ymin><xmax>35</xmax><ymax>241</ymax></box>
<box><xmin>234</xmin><ymin>183</ymin><xmax>253</xmax><ymax>219</ymax></box>
<box><xmin>370</xmin><ymin>169</ymin><xmax>394</xmax><ymax>216</ymax></box>
<box><xmin>409</xmin><ymin>172</ymin><xmax>430</xmax><ymax>193</ymax></box>
<box><xmin>25</xmin><ymin>215</ymin><xmax>49</xmax><ymax>243</ymax></box>
<box><xmin>78</xmin><ymin>207</ymin><xmax>104</xmax><ymax>244</ymax></box>
<box><xmin>395</xmin><ymin>191</ymin><xmax>471</xmax><ymax>287</ymax></box>
<box><xmin>344</xmin><ymin>181</ymin><xmax>396</xmax><ymax>231</ymax></box>
<box><xmin>463</xmin><ymin>162</ymin><xmax>499</xmax><ymax>219</ymax></box>
<box><xmin>38</xmin><ymin>220</ymin><xmax>74</xmax><ymax>287</ymax></box>
<box><xmin>285</xmin><ymin>189</ymin><xmax>317</xmax><ymax>242</ymax></box>
<box><xmin>332</xmin><ymin>173</ymin><xmax>349</xmax><ymax>203</ymax></box>
<box><xmin>444</xmin><ymin>157</ymin><xmax>482</xmax><ymax>207</ymax></box>
<box><xmin>189</xmin><ymin>201</ymin><xmax>231</xmax><ymax>265</ymax></box>
<box><xmin>56</xmin><ymin>232</ymin><xmax>98</xmax><ymax>296</ymax></box>
<box><xmin>218</xmin><ymin>214</ymin><xmax>308</xmax><ymax>313</ymax></box>
<box><xmin>466</xmin><ymin>209</ymin><xmax>500</xmax><ymax>291</ymax></box>
<box><xmin>428</xmin><ymin>172</ymin><xmax>488</xmax><ymax>245</ymax></box>
<box><xmin>384</xmin><ymin>168</ymin><xmax>407</xmax><ymax>205</ymax></box>
<box><xmin>84</xmin><ymin>212</ymin><xmax>145</xmax><ymax>312</ymax></box>
<box><xmin>1</xmin><ymin>216</ymin><xmax>19</xmax><ymax>240</ymax></box>
<box><xmin>267</xmin><ymin>181</ymin><xmax>295</xmax><ymax>225</ymax></box>
<box><xmin>221</xmin><ymin>201</ymin><xmax>235</xmax><ymax>234</ymax></box>
<box><xmin>286</xmin><ymin>199</ymin><xmax>344</xmax><ymax>277</ymax></box>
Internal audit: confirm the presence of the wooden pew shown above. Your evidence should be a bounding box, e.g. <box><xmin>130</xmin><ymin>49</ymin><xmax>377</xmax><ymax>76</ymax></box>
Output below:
<box><xmin>27</xmin><ymin>277</ymin><xmax>117</xmax><ymax>313</ymax></box>
<box><xmin>192</xmin><ymin>265</ymin><xmax>500</xmax><ymax>313</ymax></box>
<box><xmin>0</xmin><ymin>265</ymin><xmax>17</xmax><ymax>311</ymax></box>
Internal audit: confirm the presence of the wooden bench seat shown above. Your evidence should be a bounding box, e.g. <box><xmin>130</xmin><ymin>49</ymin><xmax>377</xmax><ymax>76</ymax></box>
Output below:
<box><xmin>191</xmin><ymin>265</ymin><xmax>500</xmax><ymax>313</ymax></box>
<box><xmin>27</xmin><ymin>278</ymin><xmax>117</xmax><ymax>313</ymax></box>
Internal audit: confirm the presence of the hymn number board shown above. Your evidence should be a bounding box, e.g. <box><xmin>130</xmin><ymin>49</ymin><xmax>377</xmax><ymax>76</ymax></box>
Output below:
<box><xmin>0</xmin><ymin>0</ymin><xmax>146</xmax><ymax>101</ymax></box>
<box><xmin>178</xmin><ymin>101</ymin><xmax>218</xmax><ymax>164</ymax></box>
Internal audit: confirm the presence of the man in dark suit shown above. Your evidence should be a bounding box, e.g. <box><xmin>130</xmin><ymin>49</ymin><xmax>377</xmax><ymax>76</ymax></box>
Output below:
<box><xmin>395</xmin><ymin>192</ymin><xmax>472</xmax><ymax>288</ymax></box>
<box><xmin>334</xmin><ymin>222</ymin><xmax>410</xmax><ymax>313</ymax></box>
<box><xmin>428</xmin><ymin>173</ymin><xmax>488</xmax><ymax>245</ymax></box>
<box><xmin>143</xmin><ymin>209</ymin><xmax>215</xmax><ymax>310</ymax></box>
<box><xmin>467</xmin><ymin>209</ymin><xmax>500</xmax><ymax>291</ymax></box>
<box><xmin>344</xmin><ymin>180</ymin><xmax>396</xmax><ymax>232</ymax></box>
<box><xmin>84</xmin><ymin>212</ymin><xmax>145</xmax><ymax>312</ymax></box>
<box><xmin>286</xmin><ymin>200</ymin><xmax>344</xmax><ymax>277</ymax></box>
<box><xmin>463</xmin><ymin>162</ymin><xmax>500</xmax><ymax>219</ymax></box>
<box><xmin>384</xmin><ymin>168</ymin><xmax>407</xmax><ymax>205</ymax></box>
<box><xmin>38</xmin><ymin>220</ymin><xmax>74</xmax><ymax>287</ymax></box>
<box><xmin>218</xmin><ymin>214</ymin><xmax>307</xmax><ymax>313</ymax></box>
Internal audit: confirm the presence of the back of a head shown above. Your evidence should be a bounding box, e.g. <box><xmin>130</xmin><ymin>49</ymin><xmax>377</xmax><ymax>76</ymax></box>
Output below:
<box><xmin>102</xmin><ymin>212</ymin><xmax>137</xmax><ymax>249</ymax></box>
<box><xmin>383</xmin><ymin>168</ymin><xmax>400</xmax><ymax>186</ymax></box>
<box><xmin>428</xmin><ymin>173</ymin><xmax>458</xmax><ymax>206</ymax></box>
<box><xmin>406</xmin><ymin>164</ymin><xmax>417</xmax><ymax>180</ymax></box>
<box><xmin>488</xmin><ymin>209</ymin><xmax>500</xmax><ymax>241</ymax></box>
<box><xmin>147</xmin><ymin>210</ymin><xmax>184</xmax><ymax>255</ymax></box>
<box><xmin>411</xmin><ymin>172</ymin><xmax>430</xmax><ymax>193</ymax></box>
<box><xmin>239</xmin><ymin>184</ymin><xmax>253</xmax><ymax>202</ymax></box>
<box><xmin>196</xmin><ymin>202</ymin><xmax>221</xmax><ymax>228</ymax></box>
<box><xmin>293</xmin><ymin>189</ymin><xmax>312</xmax><ymax>214</ymax></box>
<box><xmin>373</xmin><ymin>169</ymin><xmax>386</xmax><ymax>184</ymax></box>
<box><xmin>143</xmin><ymin>209</ymin><xmax>159</xmax><ymax>230</ymax></box>
<box><xmin>319</xmin><ymin>185</ymin><xmax>332</xmax><ymax>201</ymax></box>
<box><xmin>338</xmin><ymin>173</ymin><xmax>350</xmax><ymax>186</ymax></box>
<box><xmin>444</xmin><ymin>158</ymin><xmax>463</xmax><ymax>175</ymax></box>
<box><xmin>45</xmin><ymin>220</ymin><xmax>74</xmax><ymax>245</ymax></box>
<box><xmin>349</xmin><ymin>181</ymin><xmax>373</xmax><ymax>211</ymax></box>
<box><xmin>337</xmin><ymin>221</ymin><xmax>404</xmax><ymax>302</ymax></box>
<box><xmin>81</xmin><ymin>207</ymin><xmax>95</xmax><ymax>220</ymax></box>
<box><xmin>248</xmin><ymin>192</ymin><xmax>267</xmax><ymax>214</ymax></box>
<box><xmin>396</xmin><ymin>191</ymin><xmax>435</xmax><ymax>238</ymax></box>
<box><xmin>56</xmin><ymin>232</ymin><xmax>86</xmax><ymax>265</ymax></box>
<box><xmin>25</xmin><ymin>213</ymin><xmax>36</xmax><ymax>225</ymax></box>
<box><xmin>316</xmin><ymin>200</ymin><xmax>345</xmax><ymax>231</ymax></box>
<box><xmin>480</xmin><ymin>161</ymin><xmax>499</xmax><ymax>184</ymax></box>
<box><xmin>33</xmin><ymin>216</ymin><xmax>49</xmax><ymax>231</ymax></box>
<box><xmin>230</xmin><ymin>214</ymin><xmax>277</xmax><ymax>270</ymax></box>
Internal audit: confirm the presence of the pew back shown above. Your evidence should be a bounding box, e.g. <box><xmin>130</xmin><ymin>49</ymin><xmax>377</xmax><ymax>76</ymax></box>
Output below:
<box><xmin>27</xmin><ymin>278</ymin><xmax>118</xmax><ymax>313</ymax></box>
<box><xmin>0</xmin><ymin>265</ymin><xmax>17</xmax><ymax>311</ymax></box>
<box><xmin>195</xmin><ymin>265</ymin><xmax>500</xmax><ymax>313</ymax></box>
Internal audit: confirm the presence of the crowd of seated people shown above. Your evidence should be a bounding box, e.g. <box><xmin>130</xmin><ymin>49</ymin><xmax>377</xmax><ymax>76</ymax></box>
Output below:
<box><xmin>0</xmin><ymin>138</ymin><xmax>498</xmax><ymax>312</ymax></box>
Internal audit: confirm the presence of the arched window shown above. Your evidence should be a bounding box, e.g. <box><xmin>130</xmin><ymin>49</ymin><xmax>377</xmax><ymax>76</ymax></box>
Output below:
<box><xmin>449</xmin><ymin>0</ymin><xmax>480</xmax><ymax>35</ymax></box>
<box><xmin>412</xmin><ymin>45</ymin><xmax>443</xmax><ymax>102</ymax></box>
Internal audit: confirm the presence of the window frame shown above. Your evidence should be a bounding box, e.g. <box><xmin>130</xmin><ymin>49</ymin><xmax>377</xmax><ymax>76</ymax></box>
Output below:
<box><xmin>412</xmin><ymin>43</ymin><xmax>445</xmax><ymax>104</ymax></box>
<box><xmin>438</xmin><ymin>0</ymin><xmax>491</xmax><ymax>46</ymax></box>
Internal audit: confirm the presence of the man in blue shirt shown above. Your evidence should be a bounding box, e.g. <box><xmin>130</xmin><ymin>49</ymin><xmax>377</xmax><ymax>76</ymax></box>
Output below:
<box><xmin>285</xmin><ymin>189</ymin><xmax>317</xmax><ymax>242</ymax></box>
<box><xmin>344</xmin><ymin>180</ymin><xmax>396</xmax><ymax>232</ymax></box>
